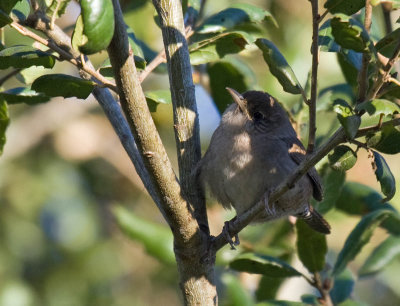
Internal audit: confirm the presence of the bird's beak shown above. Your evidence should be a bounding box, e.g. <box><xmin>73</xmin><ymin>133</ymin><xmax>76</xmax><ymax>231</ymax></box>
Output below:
<box><xmin>226</xmin><ymin>87</ymin><xmax>248</xmax><ymax>115</ymax></box>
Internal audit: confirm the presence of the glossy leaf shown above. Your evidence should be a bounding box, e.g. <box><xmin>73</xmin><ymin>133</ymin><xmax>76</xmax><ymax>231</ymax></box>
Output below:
<box><xmin>221</xmin><ymin>273</ymin><xmax>253</xmax><ymax>306</ymax></box>
<box><xmin>10</xmin><ymin>0</ymin><xmax>29</xmax><ymax>22</ymax></box>
<box><xmin>196</xmin><ymin>3</ymin><xmax>276</xmax><ymax>34</ymax></box>
<box><xmin>372</xmin><ymin>151</ymin><xmax>396</xmax><ymax>202</ymax></box>
<box><xmin>0</xmin><ymin>45</ymin><xmax>56</xmax><ymax>69</ymax></box>
<box><xmin>356</xmin><ymin>99</ymin><xmax>400</xmax><ymax>116</ymax></box>
<box><xmin>328</xmin><ymin>145</ymin><xmax>357</xmax><ymax>171</ymax></box>
<box><xmin>16</xmin><ymin>66</ymin><xmax>52</xmax><ymax>85</ymax></box>
<box><xmin>144</xmin><ymin>90</ymin><xmax>172</xmax><ymax>112</ymax></box>
<box><xmin>324</xmin><ymin>0</ymin><xmax>365</xmax><ymax>15</ymax></box>
<box><xmin>359</xmin><ymin>236</ymin><xmax>400</xmax><ymax>276</ymax></box>
<box><xmin>0</xmin><ymin>10</ymin><xmax>13</xmax><ymax>28</ymax></box>
<box><xmin>189</xmin><ymin>31</ymin><xmax>253</xmax><ymax>65</ymax></box>
<box><xmin>229</xmin><ymin>253</ymin><xmax>302</xmax><ymax>277</ymax></box>
<box><xmin>0</xmin><ymin>96</ymin><xmax>9</xmax><ymax>155</ymax></box>
<box><xmin>32</xmin><ymin>74</ymin><xmax>95</xmax><ymax>99</ymax></box>
<box><xmin>296</xmin><ymin>219</ymin><xmax>327</xmax><ymax>273</ymax></box>
<box><xmin>333</xmin><ymin>99</ymin><xmax>360</xmax><ymax>139</ymax></box>
<box><xmin>330</xmin><ymin>269</ymin><xmax>355</xmax><ymax>304</ymax></box>
<box><xmin>0</xmin><ymin>0</ymin><xmax>21</xmax><ymax>14</ymax></box>
<box><xmin>317</xmin><ymin>84</ymin><xmax>355</xmax><ymax>112</ymax></box>
<box><xmin>72</xmin><ymin>0</ymin><xmax>115</xmax><ymax>54</ymax></box>
<box><xmin>112</xmin><ymin>205</ymin><xmax>175</xmax><ymax>265</ymax></box>
<box><xmin>255</xmin><ymin>38</ymin><xmax>302</xmax><ymax>94</ymax></box>
<box><xmin>256</xmin><ymin>276</ymin><xmax>284</xmax><ymax>301</ymax></box>
<box><xmin>331</xmin><ymin>15</ymin><xmax>371</xmax><ymax>53</ymax></box>
<box><xmin>375</xmin><ymin>28</ymin><xmax>400</xmax><ymax>58</ymax></box>
<box><xmin>0</xmin><ymin>87</ymin><xmax>50</xmax><ymax>105</ymax></box>
<box><xmin>207</xmin><ymin>58</ymin><xmax>256</xmax><ymax>114</ymax></box>
<box><xmin>332</xmin><ymin>209</ymin><xmax>393</xmax><ymax>276</ymax></box>
<box><xmin>366</xmin><ymin>124</ymin><xmax>400</xmax><ymax>154</ymax></box>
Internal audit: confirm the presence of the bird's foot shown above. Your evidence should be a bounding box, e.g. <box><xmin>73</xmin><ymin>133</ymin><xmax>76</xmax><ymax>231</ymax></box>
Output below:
<box><xmin>223</xmin><ymin>221</ymin><xmax>240</xmax><ymax>250</ymax></box>
<box><xmin>264</xmin><ymin>191</ymin><xmax>276</xmax><ymax>216</ymax></box>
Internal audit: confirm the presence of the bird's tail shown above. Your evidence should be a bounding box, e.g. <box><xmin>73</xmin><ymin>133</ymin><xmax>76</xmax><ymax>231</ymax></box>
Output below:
<box><xmin>297</xmin><ymin>206</ymin><xmax>331</xmax><ymax>234</ymax></box>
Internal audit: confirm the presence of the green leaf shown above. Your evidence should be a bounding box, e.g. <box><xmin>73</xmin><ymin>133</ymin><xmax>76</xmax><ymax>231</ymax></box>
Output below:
<box><xmin>221</xmin><ymin>273</ymin><xmax>254</xmax><ymax>306</ymax></box>
<box><xmin>333</xmin><ymin>99</ymin><xmax>361</xmax><ymax>139</ymax></box>
<box><xmin>255</xmin><ymin>276</ymin><xmax>284</xmax><ymax>301</ymax></box>
<box><xmin>207</xmin><ymin>58</ymin><xmax>256</xmax><ymax>114</ymax></box>
<box><xmin>296</xmin><ymin>219</ymin><xmax>327</xmax><ymax>273</ymax></box>
<box><xmin>317</xmin><ymin>84</ymin><xmax>355</xmax><ymax>112</ymax></box>
<box><xmin>46</xmin><ymin>0</ymin><xmax>71</xmax><ymax>19</ymax></box>
<box><xmin>359</xmin><ymin>236</ymin><xmax>400</xmax><ymax>276</ymax></box>
<box><xmin>330</xmin><ymin>269</ymin><xmax>355</xmax><ymax>304</ymax></box>
<box><xmin>356</xmin><ymin>99</ymin><xmax>400</xmax><ymax>116</ymax></box>
<box><xmin>71</xmin><ymin>0</ymin><xmax>115</xmax><ymax>54</ymax></box>
<box><xmin>381</xmin><ymin>81</ymin><xmax>400</xmax><ymax>100</ymax></box>
<box><xmin>331</xmin><ymin>15</ymin><xmax>371</xmax><ymax>53</ymax></box>
<box><xmin>0</xmin><ymin>0</ymin><xmax>21</xmax><ymax>14</ymax></box>
<box><xmin>301</xmin><ymin>295</ymin><xmax>320</xmax><ymax>305</ymax></box>
<box><xmin>324</xmin><ymin>0</ymin><xmax>365</xmax><ymax>15</ymax></box>
<box><xmin>16</xmin><ymin>66</ymin><xmax>52</xmax><ymax>85</ymax></box>
<box><xmin>366</xmin><ymin>124</ymin><xmax>400</xmax><ymax>154</ymax></box>
<box><xmin>337</xmin><ymin>51</ymin><xmax>360</xmax><ymax>88</ymax></box>
<box><xmin>0</xmin><ymin>96</ymin><xmax>9</xmax><ymax>155</ymax></box>
<box><xmin>189</xmin><ymin>31</ymin><xmax>253</xmax><ymax>65</ymax></box>
<box><xmin>144</xmin><ymin>90</ymin><xmax>172</xmax><ymax>112</ymax></box>
<box><xmin>315</xmin><ymin>166</ymin><xmax>346</xmax><ymax>214</ymax></box>
<box><xmin>255</xmin><ymin>38</ymin><xmax>302</xmax><ymax>95</ymax></box>
<box><xmin>0</xmin><ymin>45</ymin><xmax>56</xmax><ymax>69</ymax></box>
<box><xmin>0</xmin><ymin>87</ymin><xmax>50</xmax><ymax>105</ymax></box>
<box><xmin>375</xmin><ymin>28</ymin><xmax>400</xmax><ymax>58</ymax></box>
<box><xmin>257</xmin><ymin>301</ymin><xmax>304</xmax><ymax>306</ymax></box>
<box><xmin>32</xmin><ymin>74</ymin><xmax>95</xmax><ymax>99</ymax></box>
<box><xmin>112</xmin><ymin>205</ymin><xmax>175</xmax><ymax>265</ymax></box>
<box><xmin>332</xmin><ymin>208</ymin><xmax>393</xmax><ymax>276</ymax></box>
<box><xmin>328</xmin><ymin>145</ymin><xmax>357</xmax><ymax>171</ymax></box>
<box><xmin>10</xmin><ymin>0</ymin><xmax>29</xmax><ymax>22</ymax></box>
<box><xmin>372</xmin><ymin>151</ymin><xmax>396</xmax><ymax>202</ymax></box>
<box><xmin>229</xmin><ymin>253</ymin><xmax>302</xmax><ymax>277</ymax></box>
<box><xmin>196</xmin><ymin>3</ymin><xmax>276</xmax><ymax>34</ymax></box>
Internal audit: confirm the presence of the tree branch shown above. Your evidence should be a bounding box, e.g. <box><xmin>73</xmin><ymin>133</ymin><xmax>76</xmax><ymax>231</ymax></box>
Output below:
<box><xmin>357</xmin><ymin>0</ymin><xmax>372</xmax><ymax>103</ymax></box>
<box><xmin>152</xmin><ymin>0</ymin><xmax>207</xmax><ymax>229</ymax></box>
<box><xmin>307</xmin><ymin>0</ymin><xmax>319</xmax><ymax>153</ymax></box>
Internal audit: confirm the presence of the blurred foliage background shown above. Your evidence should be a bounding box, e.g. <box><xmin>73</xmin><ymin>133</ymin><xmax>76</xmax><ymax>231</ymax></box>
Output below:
<box><xmin>1</xmin><ymin>0</ymin><xmax>400</xmax><ymax>305</ymax></box>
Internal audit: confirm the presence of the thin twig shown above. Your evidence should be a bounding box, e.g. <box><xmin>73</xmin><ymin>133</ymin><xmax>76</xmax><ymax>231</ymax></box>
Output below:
<box><xmin>313</xmin><ymin>272</ymin><xmax>333</xmax><ymax>306</ymax></box>
<box><xmin>317</xmin><ymin>9</ymin><xmax>329</xmax><ymax>23</ymax></box>
<box><xmin>10</xmin><ymin>22</ymin><xmax>118</xmax><ymax>92</ymax></box>
<box><xmin>381</xmin><ymin>2</ymin><xmax>393</xmax><ymax>34</ymax></box>
<box><xmin>357</xmin><ymin>0</ymin><xmax>372</xmax><ymax>104</ymax></box>
<box><xmin>307</xmin><ymin>0</ymin><xmax>319</xmax><ymax>153</ymax></box>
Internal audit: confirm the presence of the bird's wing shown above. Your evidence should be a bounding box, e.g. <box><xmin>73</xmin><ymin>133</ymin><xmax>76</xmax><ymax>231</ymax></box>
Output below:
<box><xmin>284</xmin><ymin>136</ymin><xmax>324</xmax><ymax>201</ymax></box>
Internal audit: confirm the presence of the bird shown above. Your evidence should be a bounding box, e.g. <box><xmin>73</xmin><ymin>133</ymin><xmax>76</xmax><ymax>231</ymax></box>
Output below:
<box><xmin>196</xmin><ymin>88</ymin><xmax>330</xmax><ymax>247</ymax></box>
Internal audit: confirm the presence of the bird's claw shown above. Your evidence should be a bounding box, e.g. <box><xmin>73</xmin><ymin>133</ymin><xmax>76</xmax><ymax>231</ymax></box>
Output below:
<box><xmin>223</xmin><ymin>221</ymin><xmax>240</xmax><ymax>250</ymax></box>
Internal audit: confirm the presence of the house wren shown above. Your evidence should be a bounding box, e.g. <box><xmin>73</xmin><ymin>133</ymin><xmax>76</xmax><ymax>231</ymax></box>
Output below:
<box><xmin>196</xmin><ymin>88</ymin><xmax>330</xmax><ymax>245</ymax></box>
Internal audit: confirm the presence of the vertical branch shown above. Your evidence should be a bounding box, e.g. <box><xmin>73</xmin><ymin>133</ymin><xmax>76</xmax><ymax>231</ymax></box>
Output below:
<box><xmin>357</xmin><ymin>0</ymin><xmax>372</xmax><ymax>103</ymax></box>
<box><xmin>152</xmin><ymin>0</ymin><xmax>207</xmax><ymax>229</ymax></box>
<box><xmin>381</xmin><ymin>2</ymin><xmax>393</xmax><ymax>35</ymax></box>
<box><xmin>307</xmin><ymin>0</ymin><xmax>319</xmax><ymax>153</ymax></box>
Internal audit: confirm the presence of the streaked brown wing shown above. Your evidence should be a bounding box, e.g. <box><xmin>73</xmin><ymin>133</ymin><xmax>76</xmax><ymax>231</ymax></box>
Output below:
<box><xmin>286</xmin><ymin>137</ymin><xmax>324</xmax><ymax>201</ymax></box>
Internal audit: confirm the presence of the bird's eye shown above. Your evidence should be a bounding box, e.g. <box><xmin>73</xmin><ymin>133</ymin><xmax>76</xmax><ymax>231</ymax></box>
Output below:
<box><xmin>253</xmin><ymin>111</ymin><xmax>264</xmax><ymax>120</ymax></box>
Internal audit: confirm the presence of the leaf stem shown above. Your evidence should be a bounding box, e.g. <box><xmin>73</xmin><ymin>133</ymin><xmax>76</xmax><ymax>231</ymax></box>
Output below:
<box><xmin>307</xmin><ymin>0</ymin><xmax>319</xmax><ymax>153</ymax></box>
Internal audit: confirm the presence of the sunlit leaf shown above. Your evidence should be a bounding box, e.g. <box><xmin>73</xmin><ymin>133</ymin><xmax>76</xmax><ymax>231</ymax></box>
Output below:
<box><xmin>32</xmin><ymin>74</ymin><xmax>95</xmax><ymax>99</ymax></box>
<box><xmin>328</xmin><ymin>145</ymin><xmax>357</xmax><ymax>171</ymax></box>
<box><xmin>366</xmin><ymin>124</ymin><xmax>400</xmax><ymax>154</ymax></box>
<box><xmin>324</xmin><ymin>0</ymin><xmax>365</xmax><ymax>15</ymax></box>
<box><xmin>372</xmin><ymin>151</ymin><xmax>396</xmax><ymax>202</ymax></box>
<box><xmin>296</xmin><ymin>219</ymin><xmax>327</xmax><ymax>273</ymax></box>
<box><xmin>207</xmin><ymin>58</ymin><xmax>256</xmax><ymax>114</ymax></box>
<box><xmin>317</xmin><ymin>84</ymin><xmax>355</xmax><ymax>112</ymax></box>
<box><xmin>333</xmin><ymin>99</ymin><xmax>361</xmax><ymax>139</ymax></box>
<box><xmin>221</xmin><ymin>273</ymin><xmax>253</xmax><ymax>306</ymax></box>
<box><xmin>255</xmin><ymin>38</ymin><xmax>302</xmax><ymax>95</ymax></box>
<box><xmin>331</xmin><ymin>15</ymin><xmax>371</xmax><ymax>53</ymax></box>
<box><xmin>112</xmin><ymin>205</ymin><xmax>175</xmax><ymax>265</ymax></box>
<box><xmin>189</xmin><ymin>31</ymin><xmax>253</xmax><ymax>65</ymax></box>
<box><xmin>330</xmin><ymin>269</ymin><xmax>355</xmax><ymax>304</ymax></box>
<box><xmin>196</xmin><ymin>3</ymin><xmax>276</xmax><ymax>34</ymax></box>
<box><xmin>356</xmin><ymin>99</ymin><xmax>400</xmax><ymax>116</ymax></box>
<box><xmin>46</xmin><ymin>0</ymin><xmax>71</xmax><ymax>18</ymax></box>
<box><xmin>0</xmin><ymin>45</ymin><xmax>56</xmax><ymax>69</ymax></box>
<box><xmin>0</xmin><ymin>87</ymin><xmax>50</xmax><ymax>104</ymax></box>
<box><xmin>144</xmin><ymin>90</ymin><xmax>172</xmax><ymax>112</ymax></box>
<box><xmin>359</xmin><ymin>236</ymin><xmax>400</xmax><ymax>276</ymax></box>
<box><xmin>0</xmin><ymin>96</ymin><xmax>9</xmax><ymax>155</ymax></box>
<box><xmin>10</xmin><ymin>0</ymin><xmax>29</xmax><ymax>22</ymax></box>
<box><xmin>332</xmin><ymin>208</ymin><xmax>393</xmax><ymax>276</ymax></box>
<box><xmin>72</xmin><ymin>0</ymin><xmax>115</xmax><ymax>54</ymax></box>
<box><xmin>229</xmin><ymin>253</ymin><xmax>302</xmax><ymax>277</ymax></box>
